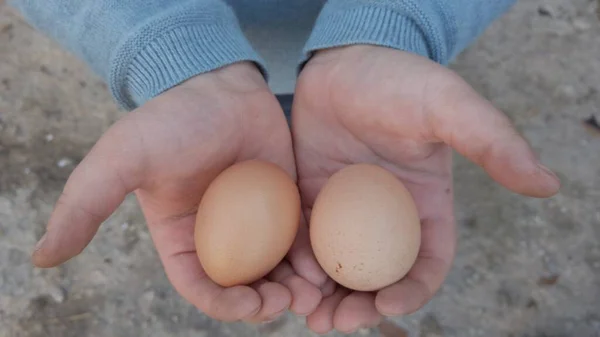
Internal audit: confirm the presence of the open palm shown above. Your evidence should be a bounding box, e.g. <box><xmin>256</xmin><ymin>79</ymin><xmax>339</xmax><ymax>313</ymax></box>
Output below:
<box><xmin>292</xmin><ymin>46</ymin><xmax>560</xmax><ymax>334</ymax></box>
<box><xmin>32</xmin><ymin>62</ymin><xmax>329</xmax><ymax>323</ymax></box>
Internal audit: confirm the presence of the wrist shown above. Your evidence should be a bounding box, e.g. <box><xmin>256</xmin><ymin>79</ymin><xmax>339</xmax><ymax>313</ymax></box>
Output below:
<box><xmin>176</xmin><ymin>61</ymin><xmax>267</xmax><ymax>93</ymax></box>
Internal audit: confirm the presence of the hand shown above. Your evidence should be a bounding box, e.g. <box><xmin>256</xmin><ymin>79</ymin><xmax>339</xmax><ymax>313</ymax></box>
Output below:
<box><xmin>292</xmin><ymin>46</ymin><xmax>560</xmax><ymax>334</ymax></box>
<box><xmin>32</xmin><ymin>62</ymin><xmax>332</xmax><ymax>323</ymax></box>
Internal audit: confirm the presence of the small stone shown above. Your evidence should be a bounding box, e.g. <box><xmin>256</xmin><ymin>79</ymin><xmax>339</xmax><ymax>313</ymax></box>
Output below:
<box><xmin>90</xmin><ymin>270</ymin><xmax>107</xmax><ymax>285</ymax></box>
<box><xmin>572</xmin><ymin>19</ymin><xmax>591</xmax><ymax>31</ymax></box>
<box><xmin>555</xmin><ymin>84</ymin><xmax>577</xmax><ymax>99</ymax></box>
<box><xmin>139</xmin><ymin>290</ymin><xmax>155</xmax><ymax>314</ymax></box>
<box><xmin>57</xmin><ymin>158</ymin><xmax>73</xmax><ymax>168</ymax></box>
<box><xmin>537</xmin><ymin>5</ymin><xmax>554</xmax><ymax>17</ymax></box>
<box><xmin>142</xmin><ymin>290</ymin><xmax>155</xmax><ymax>301</ymax></box>
<box><xmin>538</xmin><ymin>274</ymin><xmax>560</xmax><ymax>286</ymax></box>
<box><xmin>584</xmin><ymin>115</ymin><xmax>600</xmax><ymax>135</ymax></box>
<box><xmin>526</xmin><ymin>298</ymin><xmax>538</xmax><ymax>309</ymax></box>
<box><xmin>121</xmin><ymin>222</ymin><xmax>129</xmax><ymax>230</ymax></box>
<box><xmin>546</xmin><ymin>20</ymin><xmax>575</xmax><ymax>36</ymax></box>
<box><xmin>45</xmin><ymin>134</ymin><xmax>54</xmax><ymax>142</ymax></box>
<box><xmin>48</xmin><ymin>285</ymin><xmax>66</xmax><ymax>303</ymax></box>
<box><xmin>23</xmin><ymin>167</ymin><xmax>31</xmax><ymax>175</ymax></box>
<box><xmin>357</xmin><ymin>328</ymin><xmax>370</xmax><ymax>335</ymax></box>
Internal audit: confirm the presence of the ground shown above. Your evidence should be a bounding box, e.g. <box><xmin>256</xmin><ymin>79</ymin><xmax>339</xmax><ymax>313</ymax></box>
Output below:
<box><xmin>0</xmin><ymin>0</ymin><xmax>599</xmax><ymax>336</ymax></box>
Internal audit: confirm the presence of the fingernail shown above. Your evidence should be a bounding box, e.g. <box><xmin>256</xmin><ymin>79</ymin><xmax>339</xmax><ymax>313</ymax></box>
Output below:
<box><xmin>538</xmin><ymin>164</ymin><xmax>560</xmax><ymax>189</ymax></box>
<box><xmin>538</xmin><ymin>164</ymin><xmax>560</xmax><ymax>182</ymax></box>
<box><xmin>34</xmin><ymin>233</ymin><xmax>47</xmax><ymax>252</ymax></box>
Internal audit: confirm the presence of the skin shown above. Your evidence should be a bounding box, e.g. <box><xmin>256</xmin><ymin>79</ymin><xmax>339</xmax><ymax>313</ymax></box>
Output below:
<box><xmin>292</xmin><ymin>45</ymin><xmax>560</xmax><ymax>334</ymax></box>
<box><xmin>31</xmin><ymin>62</ymin><xmax>333</xmax><ymax>324</ymax></box>
<box><xmin>31</xmin><ymin>45</ymin><xmax>560</xmax><ymax>334</ymax></box>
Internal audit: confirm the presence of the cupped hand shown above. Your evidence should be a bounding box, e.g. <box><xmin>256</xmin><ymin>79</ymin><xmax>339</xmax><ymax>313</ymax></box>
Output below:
<box><xmin>32</xmin><ymin>62</ymin><xmax>331</xmax><ymax>323</ymax></box>
<box><xmin>292</xmin><ymin>46</ymin><xmax>560</xmax><ymax>334</ymax></box>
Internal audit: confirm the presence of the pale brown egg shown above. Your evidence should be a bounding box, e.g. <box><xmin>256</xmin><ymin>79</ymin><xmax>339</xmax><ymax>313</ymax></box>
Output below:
<box><xmin>310</xmin><ymin>164</ymin><xmax>421</xmax><ymax>292</ymax></box>
<box><xmin>194</xmin><ymin>160</ymin><xmax>300</xmax><ymax>287</ymax></box>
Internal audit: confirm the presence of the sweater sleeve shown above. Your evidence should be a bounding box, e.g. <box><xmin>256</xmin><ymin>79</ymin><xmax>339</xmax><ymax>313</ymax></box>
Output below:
<box><xmin>8</xmin><ymin>0</ymin><xmax>265</xmax><ymax>110</ymax></box>
<box><xmin>302</xmin><ymin>0</ymin><xmax>516</xmax><ymax>66</ymax></box>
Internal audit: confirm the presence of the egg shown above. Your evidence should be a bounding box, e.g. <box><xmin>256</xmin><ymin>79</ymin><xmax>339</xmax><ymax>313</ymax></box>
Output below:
<box><xmin>309</xmin><ymin>164</ymin><xmax>421</xmax><ymax>292</ymax></box>
<box><xmin>194</xmin><ymin>160</ymin><xmax>300</xmax><ymax>287</ymax></box>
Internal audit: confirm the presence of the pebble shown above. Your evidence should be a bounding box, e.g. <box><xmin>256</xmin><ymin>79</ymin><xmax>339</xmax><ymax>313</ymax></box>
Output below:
<box><xmin>57</xmin><ymin>157</ymin><xmax>73</xmax><ymax>168</ymax></box>
<box><xmin>537</xmin><ymin>5</ymin><xmax>555</xmax><ymax>17</ymax></box>
<box><xmin>23</xmin><ymin>167</ymin><xmax>31</xmax><ymax>175</ymax></box>
<box><xmin>357</xmin><ymin>328</ymin><xmax>370</xmax><ymax>335</ymax></box>
<box><xmin>47</xmin><ymin>285</ymin><xmax>66</xmax><ymax>303</ymax></box>
<box><xmin>572</xmin><ymin>19</ymin><xmax>591</xmax><ymax>31</ymax></box>
<box><xmin>90</xmin><ymin>270</ymin><xmax>107</xmax><ymax>285</ymax></box>
<box><xmin>45</xmin><ymin>133</ymin><xmax>54</xmax><ymax>142</ymax></box>
<box><xmin>139</xmin><ymin>290</ymin><xmax>155</xmax><ymax>314</ymax></box>
<box><xmin>555</xmin><ymin>84</ymin><xmax>577</xmax><ymax>99</ymax></box>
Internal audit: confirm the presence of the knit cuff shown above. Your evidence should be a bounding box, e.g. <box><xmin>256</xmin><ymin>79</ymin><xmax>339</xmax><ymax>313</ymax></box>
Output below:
<box><xmin>109</xmin><ymin>11</ymin><xmax>265</xmax><ymax>110</ymax></box>
<box><xmin>301</xmin><ymin>4</ymin><xmax>436</xmax><ymax>68</ymax></box>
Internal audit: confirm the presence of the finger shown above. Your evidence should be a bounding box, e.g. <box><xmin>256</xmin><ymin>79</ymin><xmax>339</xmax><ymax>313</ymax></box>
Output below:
<box><xmin>428</xmin><ymin>76</ymin><xmax>560</xmax><ymax>197</ymax></box>
<box><xmin>334</xmin><ymin>292</ymin><xmax>383</xmax><ymax>333</ymax></box>
<box><xmin>306</xmin><ymin>287</ymin><xmax>350</xmax><ymax>334</ymax></box>
<box><xmin>32</xmin><ymin>123</ymin><xmax>144</xmax><ymax>267</ymax></box>
<box><xmin>269</xmin><ymin>260</ymin><xmax>322</xmax><ymax>316</ymax></box>
<box><xmin>162</xmin><ymin>250</ymin><xmax>262</xmax><ymax>321</ymax></box>
<box><xmin>287</xmin><ymin>216</ymin><xmax>332</xmax><ymax>294</ymax></box>
<box><xmin>376</xmin><ymin>218</ymin><xmax>455</xmax><ymax>315</ymax></box>
<box><xmin>320</xmin><ymin>278</ymin><xmax>337</xmax><ymax>298</ymax></box>
<box><xmin>244</xmin><ymin>280</ymin><xmax>291</xmax><ymax>323</ymax></box>
<box><xmin>139</xmin><ymin>206</ymin><xmax>262</xmax><ymax>322</ymax></box>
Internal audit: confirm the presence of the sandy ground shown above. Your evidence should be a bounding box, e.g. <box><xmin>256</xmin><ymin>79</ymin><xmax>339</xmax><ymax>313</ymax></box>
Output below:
<box><xmin>1</xmin><ymin>0</ymin><xmax>599</xmax><ymax>336</ymax></box>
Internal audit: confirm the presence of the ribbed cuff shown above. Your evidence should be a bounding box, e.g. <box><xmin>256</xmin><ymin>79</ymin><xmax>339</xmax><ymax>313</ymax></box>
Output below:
<box><xmin>301</xmin><ymin>5</ymin><xmax>434</xmax><ymax>69</ymax></box>
<box><xmin>109</xmin><ymin>12</ymin><xmax>265</xmax><ymax>110</ymax></box>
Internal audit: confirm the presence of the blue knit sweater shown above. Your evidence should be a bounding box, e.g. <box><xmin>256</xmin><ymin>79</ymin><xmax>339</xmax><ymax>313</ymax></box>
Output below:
<box><xmin>9</xmin><ymin>0</ymin><xmax>516</xmax><ymax>110</ymax></box>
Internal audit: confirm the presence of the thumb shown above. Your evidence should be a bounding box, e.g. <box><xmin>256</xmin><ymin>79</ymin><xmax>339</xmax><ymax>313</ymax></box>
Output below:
<box><xmin>32</xmin><ymin>122</ymin><xmax>144</xmax><ymax>267</ymax></box>
<box><xmin>428</xmin><ymin>75</ymin><xmax>560</xmax><ymax>198</ymax></box>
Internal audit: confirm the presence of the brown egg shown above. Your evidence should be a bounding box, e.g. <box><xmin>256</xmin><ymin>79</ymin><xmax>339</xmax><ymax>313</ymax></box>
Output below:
<box><xmin>194</xmin><ymin>160</ymin><xmax>300</xmax><ymax>287</ymax></box>
<box><xmin>310</xmin><ymin>164</ymin><xmax>421</xmax><ymax>292</ymax></box>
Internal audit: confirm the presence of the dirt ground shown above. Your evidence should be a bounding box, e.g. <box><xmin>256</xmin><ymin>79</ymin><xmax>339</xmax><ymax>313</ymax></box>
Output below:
<box><xmin>1</xmin><ymin>0</ymin><xmax>599</xmax><ymax>336</ymax></box>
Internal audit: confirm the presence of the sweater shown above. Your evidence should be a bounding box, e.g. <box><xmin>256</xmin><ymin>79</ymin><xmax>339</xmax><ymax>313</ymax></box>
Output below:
<box><xmin>8</xmin><ymin>0</ymin><xmax>516</xmax><ymax>110</ymax></box>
